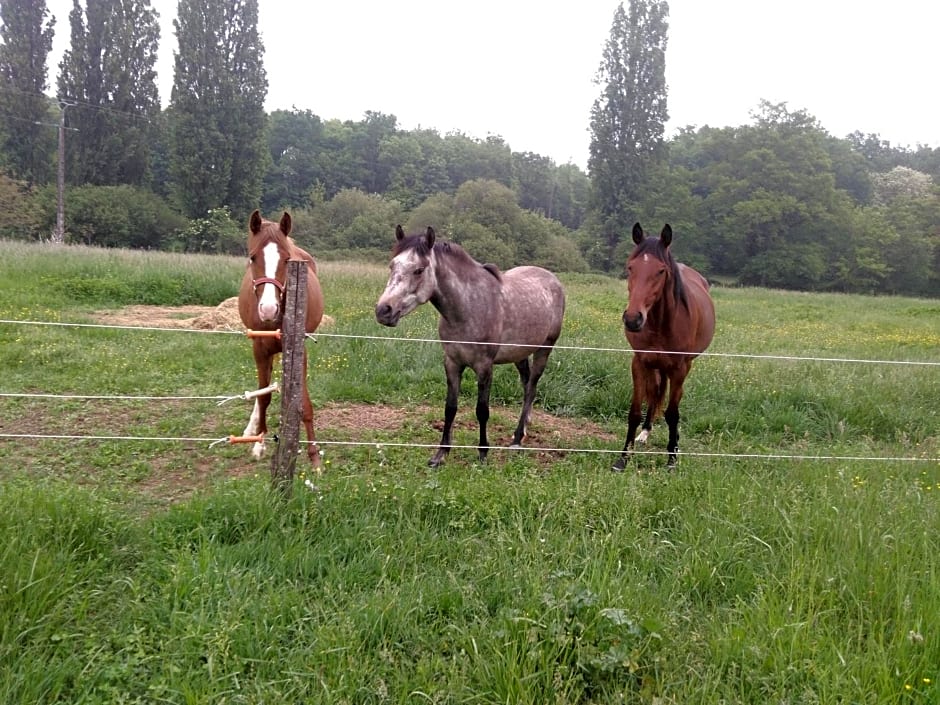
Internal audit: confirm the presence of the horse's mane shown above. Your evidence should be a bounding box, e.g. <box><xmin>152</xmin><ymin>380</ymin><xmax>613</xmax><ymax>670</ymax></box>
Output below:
<box><xmin>633</xmin><ymin>236</ymin><xmax>687</xmax><ymax>307</ymax></box>
<box><xmin>394</xmin><ymin>234</ymin><xmax>502</xmax><ymax>281</ymax></box>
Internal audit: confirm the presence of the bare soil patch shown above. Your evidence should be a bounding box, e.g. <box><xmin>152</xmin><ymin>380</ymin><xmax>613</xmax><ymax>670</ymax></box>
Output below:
<box><xmin>91</xmin><ymin>298</ymin><xmax>335</xmax><ymax>331</ymax></box>
<box><xmin>28</xmin><ymin>304</ymin><xmax>617</xmax><ymax>504</ymax></box>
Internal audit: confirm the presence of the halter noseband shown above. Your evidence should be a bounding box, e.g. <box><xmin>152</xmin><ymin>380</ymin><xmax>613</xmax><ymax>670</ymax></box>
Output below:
<box><xmin>251</xmin><ymin>276</ymin><xmax>285</xmax><ymax>294</ymax></box>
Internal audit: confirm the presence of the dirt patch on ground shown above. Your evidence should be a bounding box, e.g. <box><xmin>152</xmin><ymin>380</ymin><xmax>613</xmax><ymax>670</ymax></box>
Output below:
<box><xmin>92</xmin><ymin>298</ymin><xmax>335</xmax><ymax>331</ymax></box>
<box><xmin>59</xmin><ymin>304</ymin><xmax>615</xmax><ymax>503</ymax></box>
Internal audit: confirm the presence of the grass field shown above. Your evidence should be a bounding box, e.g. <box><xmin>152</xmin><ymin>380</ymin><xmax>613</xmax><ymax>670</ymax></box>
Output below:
<box><xmin>0</xmin><ymin>240</ymin><xmax>938</xmax><ymax>703</ymax></box>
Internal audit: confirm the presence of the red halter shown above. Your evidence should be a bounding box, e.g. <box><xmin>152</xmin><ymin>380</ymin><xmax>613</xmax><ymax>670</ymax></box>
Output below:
<box><xmin>251</xmin><ymin>276</ymin><xmax>285</xmax><ymax>293</ymax></box>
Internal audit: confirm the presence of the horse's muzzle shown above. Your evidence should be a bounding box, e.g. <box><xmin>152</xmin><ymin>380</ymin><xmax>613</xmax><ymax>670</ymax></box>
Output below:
<box><xmin>375</xmin><ymin>303</ymin><xmax>400</xmax><ymax>327</ymax></box>
<box><xmin>623</xmin><ymin>310</ymin><xmax>644</xmax><ymax>332</ymax></box>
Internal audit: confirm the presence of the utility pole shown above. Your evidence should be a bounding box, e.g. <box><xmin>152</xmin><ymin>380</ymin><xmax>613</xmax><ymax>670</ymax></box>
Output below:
<box><xmin>53</xmin><ymin>100</ymin><xmax>76</xmax><ymax>244</ymax></box>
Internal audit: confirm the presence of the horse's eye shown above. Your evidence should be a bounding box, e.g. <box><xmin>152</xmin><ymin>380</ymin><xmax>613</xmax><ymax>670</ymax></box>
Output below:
<box><xmin>414</xmin><ymin>267</ymin><xmax>425</xmax><ymax>276</ymax></box>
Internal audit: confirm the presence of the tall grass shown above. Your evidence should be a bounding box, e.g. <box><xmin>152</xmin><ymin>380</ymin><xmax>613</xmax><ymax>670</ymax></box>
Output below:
<box><xmin>0</xmin><ymin>241</ymin><xmax>938</xmax><ymax>703</ymax></box>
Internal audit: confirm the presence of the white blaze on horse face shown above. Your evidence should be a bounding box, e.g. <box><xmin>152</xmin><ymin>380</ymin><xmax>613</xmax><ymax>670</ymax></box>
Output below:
<box><xmin>378</xmin><ymin>249</ymin><xmax>435</xmax><ymax>321</ymax></box>
<box><xmin>258</xmin><ymin>242</ymin><xmax>281</xmax><ymax>321</ymax></box>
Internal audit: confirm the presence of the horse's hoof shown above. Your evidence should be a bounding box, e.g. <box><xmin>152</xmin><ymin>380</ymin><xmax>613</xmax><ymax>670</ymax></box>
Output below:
<box><xmin>428</xmin><ymin>457</ymin><xmax>443</xmax><ymax>468</ymax></box>
<box><xmin>251</xmin><ymin>442</ymin><xmax>265</xmax><ymax>459</ymax></box>
<box><xmin>611</xmin><ymin>458</ymin><xmax>626</xmax><ymax>472</ymax></box>
<box><xmin>636</xmin><ymin>429</ymin><xmax>650</xmax><ymax>444</ymax></box>
<box><xmin>508</xmin><ymin>443</ymin><xmax>522</xmax><ymax>450</ymax></box>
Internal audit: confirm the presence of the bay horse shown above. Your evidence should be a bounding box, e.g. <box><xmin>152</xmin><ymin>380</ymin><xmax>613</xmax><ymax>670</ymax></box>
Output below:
<box><xmin>237</xmin><ymin>210</ymin><xmax>325</xmax><ymax>466</ymax></box>
<box><xmin>613</xmin><ymin>223</ymin><xmax>715</xmax><ymax>470</ymax></box>
<box><xmin>375</xmin><ymin>225</ymin><xmax>566</xmax><ymax>467</ymax></box>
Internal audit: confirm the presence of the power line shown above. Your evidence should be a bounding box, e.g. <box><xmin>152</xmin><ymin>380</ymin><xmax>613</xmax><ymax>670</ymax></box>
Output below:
<box><xmin>0</xmin><ymin>84</ymin><xmax>157</xmax><ymax>123</ymax></box>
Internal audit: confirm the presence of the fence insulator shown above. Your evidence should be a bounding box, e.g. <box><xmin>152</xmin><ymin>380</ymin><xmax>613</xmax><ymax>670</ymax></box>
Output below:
<box><xmin>243</xmin><ymin>382</ymin><xmax>279</xmax><ymax>401</ymax></box>
<box><xmin>246</xmin><ymin>330</ymin><xmax>281</xmax><ymax>339</ymax></box>
<box><xmin>227</xmin><ymin>434</ymin><xmax>265</xmax><ymax>444</ymax></box>
<box><xmin>216</xmin><ymin>382</ymin><xmax>280</xmax><ymax>406</ymax></box>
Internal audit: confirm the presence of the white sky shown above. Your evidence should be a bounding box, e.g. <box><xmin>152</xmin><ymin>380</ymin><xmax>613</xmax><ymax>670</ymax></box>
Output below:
<box><xmin>44</xmin><ymin>0</ymin><xmax>939</xmax><ymax>170</ymax></box>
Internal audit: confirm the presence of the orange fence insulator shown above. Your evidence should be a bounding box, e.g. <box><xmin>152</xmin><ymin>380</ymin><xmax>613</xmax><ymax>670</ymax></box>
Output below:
<box><xmin>226</xmin><ymin>434</ymin><xmax>265</xmax><ymax>444</ymax></box>
<box><xmin>246</xmin><ymin>330</ymin><xmax>281</xmax><ymax>339</ymax></box>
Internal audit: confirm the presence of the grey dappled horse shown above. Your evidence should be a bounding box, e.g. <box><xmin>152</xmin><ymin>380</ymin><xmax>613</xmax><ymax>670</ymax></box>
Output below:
<box><xmin>375</xmin><ymin>225</ymin><xmax>566</xmax><ymax>467</ymax></box>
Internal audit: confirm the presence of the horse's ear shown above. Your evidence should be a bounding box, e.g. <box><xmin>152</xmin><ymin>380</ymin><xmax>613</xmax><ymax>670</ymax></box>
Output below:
<box><xmin>395</xmin><ymin>224</ymin><xmax>405</xmax><ymax>241</ymax></box>
<box><xmin>660</xmin><ymin>224</ymin><xmax>672</xmax><ymax>248</ymax></box>
<box><xmin>279</xmin><ymin>211</ymin><xmax>292</xmax><ymax>236</ymax></box>
<box><xmin>632</xmin><ymin>222</ymin><xmax>644</xmax><ymax>244</ymax></box>
<box><xmin>249</xmin><ymin>209</ymin><xmax>263</xmax><ymax>235</ymax></box>
<box><xmin>425</xmin><ymin>226</ymin><xmax>436</xmax><ymax>247</ymax></box>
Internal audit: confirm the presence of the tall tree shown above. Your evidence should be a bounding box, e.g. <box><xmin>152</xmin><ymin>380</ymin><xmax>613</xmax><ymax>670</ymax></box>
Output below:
<box><xmin>169</xmin><ymin>0</ymin><xmax>268</xmax><ymax>219</ymax></box>
<box><xmin>56</xmin><ymin>0</ymin><xmax>160</xmax><ymax>186</ymax></box>
<box><xmin>588</xmin><ymin>0</ymin><xmax>669</xmax><ymax>270</ymax></box>
<box><xmin>0</xmin><ymin>0</ymin><xmax>56</xmax><ymax>184</ymax></box>
<box><xmin>261</xmin><ymin>108</ymin><xmax>325</xmax><ymax>212</ymax></box>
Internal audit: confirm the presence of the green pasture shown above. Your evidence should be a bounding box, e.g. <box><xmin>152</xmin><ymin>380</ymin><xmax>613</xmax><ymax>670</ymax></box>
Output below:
<box><xmin>0</xmin><ymin>240</ymin><xmax>938</xmax><ymax>703</ymax></box>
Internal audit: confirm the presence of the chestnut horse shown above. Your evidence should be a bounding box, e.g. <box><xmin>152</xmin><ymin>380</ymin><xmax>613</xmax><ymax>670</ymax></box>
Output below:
<box><xmin>375</xmin><ymin>225</ymin><xmax>566</xmax><ymax>467</ymax></box>
<box><xmin>613</xmin><ymin>223</ymin><xmax>715</xmax><ymax>470</ymax></box>
<box><xmin>238</xmin><ymin>210</ymin><xmax>324</xmax><ymax>466</ymax></box>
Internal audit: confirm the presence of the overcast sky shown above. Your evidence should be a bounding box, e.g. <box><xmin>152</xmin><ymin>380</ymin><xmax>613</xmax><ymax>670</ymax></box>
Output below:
<box><xmin>45</xmin><ymin>0</ymin><xmax>939</xmax><ymax>169</ymax></box>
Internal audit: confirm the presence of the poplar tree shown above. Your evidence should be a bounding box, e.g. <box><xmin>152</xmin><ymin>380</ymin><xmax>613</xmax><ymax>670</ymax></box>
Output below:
<box><xmin>588</xmin><ymin>0</ymin><xmax>669</xmax><ymax>269</ymax></box>
<box><xmin>169</xmin><ymin>0</ymin><xmax>268</xmax><ymax>219</ymax></box>
<box><xmin>0</xmin><ymin>0</ymin><xmax>56</xmax><ymax>184</ymax></box>
<box><xmin>56</xmin><ymin>0</ymin><xmax>160</xmax><ymax>186</ymax></box>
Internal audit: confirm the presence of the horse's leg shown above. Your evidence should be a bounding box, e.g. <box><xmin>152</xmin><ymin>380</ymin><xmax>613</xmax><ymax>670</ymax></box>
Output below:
<box><xmin>663</xmin><ymin>364</ymin><xmax>690</xmax><ymax>468</ymax></box>
<box><xmin>664</xmin><ymin>368</ymin><xmax>689</xmax><ymax>468</ymax></box>
<box><xmin>613</xmin><ymin>357</ymin><xmax>645</xmax><ymax>471</ymax></box>
<box><xmin>637</xmin><ymin>369</ymin><xmax>665</xmax><ymax>444</ymax></box>
<box><xmin>243</xmin><ymin>342</ymin><xmax>274</xmax><ymax>459</ymax></box>
<box><xmin>430</xmin><ymin>357</ymin><xmax>464</xmax><ymax>468</ymax></box>
<box><xmin>299</xmin><ymin>348</ymin><xmax>321</xmax><ymax>469</ymax></box>
<box><xmin>513</xmin><ymin>346</ymin><xmax>554</xmax><ymax>447</ymax></box>
<box><xmin>509</xmin><ymin>358</ymin><xmax>531</xmax><ymax>447</ymax></box>
<box><xmin>474</xmin><ymin>365</ymin><xmax>494</xmax><ymax>463</ymax></box>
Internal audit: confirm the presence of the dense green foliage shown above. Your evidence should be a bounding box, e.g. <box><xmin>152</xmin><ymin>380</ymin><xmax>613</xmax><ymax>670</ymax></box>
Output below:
<box><xmin>0</xmin><ymin>242</ymin><xmax>937</xmax><ymax>702</ymax></box>
<box><xmin>0</xmin><ymin>0</ymin><xmax>938</xmax><ymax>295</ymax></box>
<box><xmin>56</xmin><ymin>0</ymin><xmax>160</xmax><ymax>187</ymax></box>
<box><xmin>657</xmin><ymin>103</ymin><xmax>940</xmax><ymax>296</ymax></box>
<box><xmin>169</xmin><ymin>0</ymin><xmax>268</xmax><ymax>219</ymax></box>
<box><xmin>0</xmin><ymin>0</ymin><xmax>56</xmax><ymax>184</ymax></box>
<box><xmin>589</xmin><ymin>0</ymin><xmax>670</xmax><ymax>270</ymax></box>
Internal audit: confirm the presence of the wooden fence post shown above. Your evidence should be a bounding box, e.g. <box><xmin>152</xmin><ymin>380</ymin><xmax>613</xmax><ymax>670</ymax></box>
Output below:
<box><xmin>271</xmin><ymin>260</ymin><xmax>307</xmax><ymax>495</ymax></box>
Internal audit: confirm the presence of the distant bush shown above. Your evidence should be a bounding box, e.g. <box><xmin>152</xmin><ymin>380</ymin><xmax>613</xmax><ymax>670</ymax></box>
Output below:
<box><xmin>169</xmin><ymin>206</ymin><xmax>244</xmax><ymax>255</ymax></box>
<box><xmin>32</xmin><ymin>184</ymin><xmax>188</xmax><ymax>249</ymax></box>
<box><xmin>0</xmin><ymin>170</ymin><xmax>41</xmax><ymax>240</ymax></box>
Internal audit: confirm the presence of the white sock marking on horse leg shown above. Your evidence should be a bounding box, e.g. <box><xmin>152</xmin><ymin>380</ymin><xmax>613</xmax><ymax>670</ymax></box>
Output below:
<box><xmin>636</xmin><ymin>429</ymin><xmax>650</xmax><ymax>444</ymax></box>
<box><xmin>242</xmin><ymin>400</ymin><xmax>266</xmax><ymax>458</ymax></box>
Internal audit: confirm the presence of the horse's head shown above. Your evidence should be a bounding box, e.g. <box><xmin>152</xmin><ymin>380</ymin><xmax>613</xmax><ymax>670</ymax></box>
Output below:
<box><xmin>246</xmin><ymin>209</ymin><xmax>293</xmax><ymax>324</ymax></box>
<box><xmin>375</xmin><ymin>225</ymin><xmax>438</xmax><ymax>327</ymax></box>
<box><xmin>623</xmin><ymin>222</ymin><xmax>680</xmax><ymax>333</ymax></box>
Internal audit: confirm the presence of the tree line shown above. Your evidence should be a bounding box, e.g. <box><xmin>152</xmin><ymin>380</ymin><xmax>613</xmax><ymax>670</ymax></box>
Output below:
<box><xmin>1</xmin><ymin>0</ymin><xmax>938</xmax><ymax>296</ymax></box>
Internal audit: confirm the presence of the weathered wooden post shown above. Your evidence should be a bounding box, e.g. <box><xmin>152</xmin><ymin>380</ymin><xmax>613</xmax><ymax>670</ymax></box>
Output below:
<box><xmin>271</xmin><ymin>259</ymin><xmax>307</xmax><ymax>495</ymax></box>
